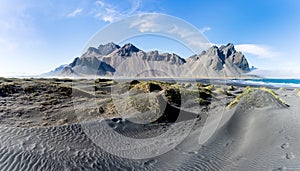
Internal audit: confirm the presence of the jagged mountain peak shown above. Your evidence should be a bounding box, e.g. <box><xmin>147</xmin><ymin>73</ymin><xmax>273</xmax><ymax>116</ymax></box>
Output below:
<box><xmin>82</xmin><ymin>42</ymin><xmax>120</xmax><ymax>57</ymax></box>
<box><xmin>144</xmin><ymin>50</ymin><xmax>186</xmax><ymax>65</ymax></box>
<box><xmin>122</xmin><ymin>43</ymin><xmax>140</xmax><ymax>52</ymax></box>
<box><xmin>67</xmin><ymin>56</ymin><xmax>115</xmax><ymax>76</ymax></box>
<box><xmin>220</xmin><ymin>43</ymin><xmax>236</xmax><ymax>58</ymax></box>
<box><xmin>186</xmin><ymin>43</ymin><xmax>250</xmax><ymax>74</ymax></box>
<box><xmin>220</xmin><ymin>43</ymin><xmax>235</xmax><ymax>50</ymax></box>
<box><xmin>97</xmin><ymin>42</ymin><xmax>120</xmax><ymax>55</ymax></box>
<box><xmin>98</xmin><ymin>42</ymin><xmax>119</xmax><ymax>49</ymax></box>
<box><xmin>84</xmin><ymin>47</ymin><xmax>100</xmax><ymax>56</ymax></box>
<box><xmin>113</xmin><ymin>43</ymin><xmax>141</xmax><ymax>57</ymax></box>
<box><xmin>53</xmin><ymin>42</ymin><xmax>251</xmax><ymax>77</ymax></box>
<box><xmin>206</xmin><ymin>45</ymin><xmax>221</xmax><ymax>56</ymax></box>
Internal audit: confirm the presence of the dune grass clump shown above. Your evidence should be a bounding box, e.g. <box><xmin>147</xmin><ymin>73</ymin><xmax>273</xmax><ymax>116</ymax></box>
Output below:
<box><xmin>213</xmin><ymin>87</ymin><xmax>233</xmax><ymax>96</ymax></box>
<box><xmin>227</xmin><ymin>86</ymin><xmax>252</xmax><ymax>109</ymax></box>
<box><xmin>183</xmin><ymin>83</ymin><xmax>192</xmax><ymax>88</ymax></box>
<box><xmin>279</xmin><ymin>87</ymin><xmax>286</xmax><ymax>91</ymax></box>
<box><xmin>204</xmin><ymin>84</ymin><xmax>214</xmax><ymax>91</ymax></box>
<box><xmin>95</xmin><ymin>78</ymin><xmax>113</xmax><ymax>83</ymax></box>
<box><xmin>196</xmin><ymin>83</ymin><xmax>207</xmax><ymax>87</ymax></box>
<box><xmin>164</xmin><ymin>85</ymin><xmax>213</xmax><ymax>106</ymax></box>
<box><xmin>0</xmin><ymin>82</ymin><xmax>21</xmax><ymax>96</ymax></box>
<box><xmin>130</xmin><ymin>81</ymin><xmax>213</xmax><ymax>108</ymax></box>
<box><xmin>130</xmin><ymin>81</ymin><xmax>150</xmax><ymax>92</ymax></box>
<box><xmin>227</xmin><ymin>86</ymin><xmax>287</xmax><ymax>109</ymax></box>
<box><xmin>130</xmin><ymin>81</ymin><xmax>163</xmax><ymax>93</ymax></box>
<box><xmin>95</xmin><ymin>79</ymin><xmax>116</xmax><ymax>87</ymax></box>
<box><xmin>227</xmin><ymin>85</ymin><xmax>235</xmax><ymax>91</ymax></box>
<box><xmin>292</xmin><ymin>88</ymin><xmax>300</xmax><ymax>97</ymax></box>
<box><xmin>185</xmin><ymin>89</ymin><xmax>212</xmax><ymax>103</ymax></box>
<box><xmin>57</xmin><ymin>85</ymin><xmax>73</xmax><ymax>97</ymax></box>
<box><xmin>259</xmin><ymin>87</ymin><xmax>287</xmax><ymax>105</ymax></box>
<box><xmin>164</xmin><ymin>87</ymin><xmax>181</xmax><ymax>106</ymax></box>
<box><xmin>213</xmin><ymin>87</ymin><xmax>226</xmax><ymax>95</ymax></box>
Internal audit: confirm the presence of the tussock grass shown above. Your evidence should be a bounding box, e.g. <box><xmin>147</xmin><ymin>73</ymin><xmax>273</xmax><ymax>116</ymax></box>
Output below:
<box><xmin>279</xmin><ymin>87</ymin><xmax>287</xmax><ymax>91</ymax></box>
<box><xmin>130</xmin><ymin>81</ymin><xmax>163</xmax><ymax>93</ymax></box>
<box><xmin>227</xmin><ymin>85</ymin><xmax>235</xmax><ymax>91</ymax></box>
<box><xmin>213</xmin><ymin>87</ymin><xmax>233</xmax><ymax>96</ymax></box>
<box><xmin>227</xmin><ymin>86</ymin><xmax>287</xmax><ymax>109</ymax></box>
<box><xmin>227</xmin><ymin>86</ymin><xmax>252</xmax><ymax>109</ymax></box>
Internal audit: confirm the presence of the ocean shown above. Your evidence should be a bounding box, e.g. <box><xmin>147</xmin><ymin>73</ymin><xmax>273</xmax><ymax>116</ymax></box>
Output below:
<box><xmin>230</xmin><ymin>79</ymin><xmax>300</xmax><ymax>88</ymax></box>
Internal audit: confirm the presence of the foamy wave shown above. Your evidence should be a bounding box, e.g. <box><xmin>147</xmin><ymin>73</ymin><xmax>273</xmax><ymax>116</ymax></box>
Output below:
<box><xmin>231</xmin><ymin>79</ymin><xmax>300</xmax><ymax>88</ymax></box>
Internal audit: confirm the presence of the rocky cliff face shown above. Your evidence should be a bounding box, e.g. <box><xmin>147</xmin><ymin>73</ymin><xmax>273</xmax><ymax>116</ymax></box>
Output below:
<box><xmin>56</xmin><ymin>42</ymin><xmax>250</xmax><ymax>77</ymax></box>
<box><xmin>220</xmin><ymin>43</ymin><xmax>250</xmax><ymax>72</ymax></box>
<box><xmin>82</xmin><ymin>42</ymin><xmax>120</xmax><ymax>58</ymax></box>
<box><xmin>144</xmin><ymin>51</ymin><xmax>186</xmax><ymax>65</ymax></box>
<box><xmin>97</xmin><ymin>42</ymin><xmax>120</xmax><ymax>56</ymax></box>
<box><xmin>98</xmin><ymin>43</ymin><xmax>186</xmax><ymax>77</ymax></box>
<box><xmin>185</xmin><ymin>43</ymin><xmax>250</xmax><ymax>77</ymax></box>
<box><xmin>68</xmin><ymin>56</ymin><xmax>115</xmax><ymax>76</ymax></box>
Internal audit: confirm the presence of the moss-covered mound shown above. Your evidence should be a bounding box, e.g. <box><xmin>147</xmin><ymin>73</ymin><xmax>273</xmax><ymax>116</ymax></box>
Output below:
<box><xmin>164</xmin><ymin>85</ymin><xmax>213</xmax><ymax>107</ymax></box>
<box><xmin>227</xmin><ymin>87</ymin><xmax>288</xmax><ymax>109</ymax></box>
<box><xmin>130</xmin><ymin>81</ymin><xmax>164</xmax><ymax>93</ymax></box>
<box><xmin>0</xmin><ymin>82</ymin><xmax>21</xmax><ymax>96</ymax></box>
<box><xmin>227</xmin><ymin>85</ymin><xmax>235</xmax><ymax>91</ymax></box>
<box><xmin>213</xmin><ymin>87</ymin><xmax>233</xmax><ymax>96</ymax></box>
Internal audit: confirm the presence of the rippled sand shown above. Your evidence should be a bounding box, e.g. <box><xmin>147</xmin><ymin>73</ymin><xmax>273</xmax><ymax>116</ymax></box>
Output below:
<box><xmin>1</xmin><ymin>78</ymin><xmax>300</xmax><ymax>170</ymax></box>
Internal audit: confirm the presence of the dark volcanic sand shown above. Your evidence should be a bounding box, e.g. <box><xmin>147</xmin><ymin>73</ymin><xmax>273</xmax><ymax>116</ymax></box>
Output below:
<box><xmin>1</xmin><ymin>78</ymin><xmax>300</xmax><ymax>170</ymax></box>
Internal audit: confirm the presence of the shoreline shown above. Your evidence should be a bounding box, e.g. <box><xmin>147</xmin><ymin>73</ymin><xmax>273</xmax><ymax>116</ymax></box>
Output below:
<box><xmin>1</xmin><ymin>76</ymin><xmax>300</xmax><ymax>89</ymax></box>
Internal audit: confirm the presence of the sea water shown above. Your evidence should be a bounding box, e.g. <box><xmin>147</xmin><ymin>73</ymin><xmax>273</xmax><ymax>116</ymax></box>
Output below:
<box><xmin>231</xmin><ymin>79</ymin><xmax>300</xmax><ymax>88</ymax></box>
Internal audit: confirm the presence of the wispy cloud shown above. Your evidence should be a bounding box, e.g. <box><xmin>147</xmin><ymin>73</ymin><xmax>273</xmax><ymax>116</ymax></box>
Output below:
<box><xmin>67</xmin><ymin>8</ymin><xmax>83</xmax><ymax>17</ymax></box>
<box><xmin>128</xmin><ymin>14</ymin><xmax>211</xmax><ymax>52</ymax></box>
<box><xmin>199</xmin><ymin>27</ymin><xmax>211</xmax><ymax>33</ymax></box>
<box><xmin>95</xmin><ymin>1</ymin><xmax>105</xmax><ymax>8</ymax></box>
<box><xmin>235</xmin><ymin>44</ymin><xmax>280</xmax><ymax>58</ymax></box>
<box><xmin>94</xmin><ymin>7</ymin><xmax>119</xmax><ymax>23</ymax></box>
<box><xmin>92</xmin><ymin>0</ymin><xmax>142</xmax><ymax>23</ymax></box>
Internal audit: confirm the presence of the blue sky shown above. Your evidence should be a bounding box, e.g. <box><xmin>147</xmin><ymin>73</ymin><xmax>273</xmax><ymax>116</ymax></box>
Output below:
<box><xmin>0</xmin><ymin>0</ymin><xmax>300</xmax><ymax>76</ymax></box>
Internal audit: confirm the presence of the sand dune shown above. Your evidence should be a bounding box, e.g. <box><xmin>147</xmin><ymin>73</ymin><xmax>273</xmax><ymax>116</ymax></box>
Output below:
<box><xmin>160</xmin><ymin>90</ymin><xmax>300</xmax><ymax>170</ymax></box>
<box><xmin>1</xmin><ymin>79</ymin><xmax>300</xmax><ymax>170</ymax></box>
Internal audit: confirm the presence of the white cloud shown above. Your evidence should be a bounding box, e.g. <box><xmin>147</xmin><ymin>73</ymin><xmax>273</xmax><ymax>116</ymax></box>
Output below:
<box><xmin>95</xmin><ymin>7</ymin><xmax>121</xmax><ymax>22</ymax></box>
<box><xmin>129</xmin><ymin>14</ymin><xmax>161</xmax><ymax>32</ymax></box>
<box><xmin>199</xmin><ymin>27</ymin><xmax>211</xmax><ymax>33</ymax></box>
<box><xmin>130</xmin><ymin>14</ymin><xmax>211</xmax><ymax>39</ymax></box>
<box><xmin>96</xmin><ymin>1</ymin><xmax>105</xmax><ymax>8</ymax></box>
<box><xmin>235</xmin><ymin>44</ymin><xmax>280</xmax><ymax>58</ymax></box>
<box><xmin>93</xmin><ymin>0</ymin><xmax>142</xmax><ymax>23</ymax></box>
<box><xmin>128</xmin><ymin>14</ymin><xmax>211</xmax><ymax>52</ymax></box>
<box><xmin>67</xmin><ymin>8</ymin><xmax>83</xmax><ymax>17</ymax></box>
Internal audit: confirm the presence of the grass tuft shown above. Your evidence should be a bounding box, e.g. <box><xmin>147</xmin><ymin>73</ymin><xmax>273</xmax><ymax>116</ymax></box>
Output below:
<box><xmin>227</xmin><ymin>86</ymin><xmax>287</xmax><ymax>109</ymax></box>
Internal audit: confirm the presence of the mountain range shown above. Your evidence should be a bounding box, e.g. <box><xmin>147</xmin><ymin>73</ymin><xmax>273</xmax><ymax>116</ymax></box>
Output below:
<box><xmin>47</xmin><ymin>42</ymin><xmax>251</xmax><ymax>78</ymax></box>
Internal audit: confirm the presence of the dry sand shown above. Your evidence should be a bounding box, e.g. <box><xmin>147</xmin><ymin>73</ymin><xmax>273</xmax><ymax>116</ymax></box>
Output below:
<box><xmin>0</xmin><ymin>78</ymin><xmax>300</xmax><ymax>170</ymax></box>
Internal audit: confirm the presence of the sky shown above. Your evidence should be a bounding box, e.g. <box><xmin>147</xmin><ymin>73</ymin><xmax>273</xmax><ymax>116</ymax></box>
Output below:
<box><xmin>0</xmin><ymin>0</ymin><xmax>300</xmax><ymax>77</ymax></box>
